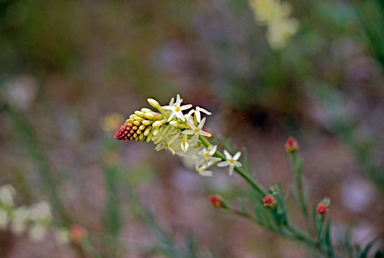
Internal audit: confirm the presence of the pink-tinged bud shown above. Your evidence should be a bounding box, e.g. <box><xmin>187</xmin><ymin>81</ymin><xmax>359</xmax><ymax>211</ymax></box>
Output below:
<box><xmin>209</xmin><ymin>195</ymin><xmax>223</xmax><ymax>209</ymax></box>
<box><xmin>70</xmin><ymin>224</ymin><xmax>88</xmax><ymax>244</ymax></box>
<box><xmin>263</xmin><ymin>194</ymin><xmax>277</xmax><ymax>208</ymax></box>
<box><xmin>114</xmin><ymin>120</ymin><xmax>131</xmax><ymax>140</ymax></box>
<box><xmin>285</xmin><ymin>136</ymin><xmax>300</xmax><ymax>153</ymax></box>
<box><xmin>316</xmin><ymin>198</ymin><xmax>330</xmax><ymax>215</ymax></box>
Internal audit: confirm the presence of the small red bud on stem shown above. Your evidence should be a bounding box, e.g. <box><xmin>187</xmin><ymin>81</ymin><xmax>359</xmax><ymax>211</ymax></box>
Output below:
<box><xmin>285</xmin><ymin>136</ymin><xmax>300</xmax><ymax>153</ymax></box>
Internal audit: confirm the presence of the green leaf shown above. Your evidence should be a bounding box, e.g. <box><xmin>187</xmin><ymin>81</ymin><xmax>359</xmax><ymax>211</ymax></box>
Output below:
<box><xmin>374</xmin><ymin>249</ymin><xmax>384</xmax><ymax>258</ymax></box>
<box><xmin>240</xmin><ymin>198</ymin><xmax>249</xmax><ymax>216</ymax></box>
<box><xmin>322</xmin><ymin>219</ymin><xmax>334</xmax><ymax>256</ymax></box>
<box><xmin>254</xmin><ymin>206</ymin><xmax>265</xmax><ymax>227</ymax></box>
<box><xmin>360</xmin><ymin>238</ymin><xmax>377</xmax><ymax>258</ymax></box>
<box><xmin>183</xmin><ymin>233</ymin><xmax>199</xmax><ymax>258</ymax></box>
<box><xmin>302</xmin><ymin>177</ymin><xmax>310</xmax><ymax>206</ymax></box>
<box><xmin>313</xmin><ymin>205</ymin><xmax>322</xmax><ymax>237</ymax></box>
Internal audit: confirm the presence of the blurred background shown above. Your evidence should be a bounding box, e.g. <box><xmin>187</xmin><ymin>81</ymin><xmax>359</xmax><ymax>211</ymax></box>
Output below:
<box><xmin>0</xmin><ymin>0</ymin><xmax>384</xmax><ymax>257</ymax></box>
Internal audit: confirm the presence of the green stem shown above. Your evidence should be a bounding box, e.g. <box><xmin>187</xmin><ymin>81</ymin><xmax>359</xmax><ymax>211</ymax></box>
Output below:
<box><xmin>199</xmin><ymin>136</ymin><xmax>267</xmax><ymax>196</ymax></box>
<box><xmin>230</xmin><ymin>207</ymin><xmax>329</xmax><ymax>257</ymax></box>
<box><xmin>290</xmin><ymin>152</ymin><xmax>314</xmax><ymax>235</ymax></box>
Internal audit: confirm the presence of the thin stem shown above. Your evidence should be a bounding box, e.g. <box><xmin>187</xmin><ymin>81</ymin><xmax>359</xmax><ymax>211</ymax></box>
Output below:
<box><xmin>290</xmin><ymin>152</ymin><xmax>314</xmax><ymax>235</ymax></box>
<box><xmin>199</xmin><ymin>136</ymin><xmax>267</xmax><ymax>196</ymax></box>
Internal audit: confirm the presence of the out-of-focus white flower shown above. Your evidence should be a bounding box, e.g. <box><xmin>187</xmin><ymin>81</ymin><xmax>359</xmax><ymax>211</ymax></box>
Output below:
<box><xmin>29</xmin><ymin>224</ymin><xmax>47</xmax><ymax>242</ymax></box>
<box><xmin>267</xmin><ymin>18</ymin><xmax>299</xmax><ymax>50</ymax></box>
<box><xmin>55</xmin><ymin>228</ymin><xmax>71</xmax><ymax>245</ymax></box>
<box><xmin>0</xmin><ymin>184</ymin><xmax>16</xmax><ymax>206</ymax></box>
<box><xmin>217</xmin><ymin>150</ymin><xmax>242</xmax><ymax>175</ymax></box>
<box><xmin>10</xmin><ymin>206</ymin><xmax>30</xmax><ymax>235</ymax></box>
<box><xmin>29</xmin><ymin>201</ymin><xmax>52</xmax><ymax>221</ymax></box>
<box><xmin>248</xmin><ymin>0</ymin><xmax>299</xmax><ymax>50</ymax></box>
<box><xmin>0</xmin><ymin>210</ymin><xmax>8</xmax><ymax>230</ymax></box>
<box><xmin>162</xmin><ymin>94</ymin><xmax>192</xmax><ymax>121</ymax></box>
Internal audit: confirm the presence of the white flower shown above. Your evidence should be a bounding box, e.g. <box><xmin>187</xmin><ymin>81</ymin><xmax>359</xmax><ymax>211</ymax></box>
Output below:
<box><xmin>10</xmin><ymin>206</ymin><xmax>30</xmax><ymax>235</ymax></box>
<box><xmin>195</xmin><ymin>145</ymin><xmax>221</xmax><ymax>167</ymax></box>
<box><xmin>0</xmin><ymin>184</ymin><xmax>16</xmax><ymax>206</ymax></box>
<box><xmin>182</xmin><ymin>117</ymin><xmax>211</xmax><ymax>145</ymax></box>
<box><xmin>29</xmin><ymin>224</ymin><xmax>47</xmax><ymax>242</ymax></box>
<box><xmin>187</xmin><ymin>106</ymin><xmax>212</xmax><ymax>123</ymax></box>
<box><xmin>162</xmin><ymin>94</ymin><xmax>192</xmax><ymax>121</ymax></box>
<box><xmin>55</xmin><ymin>228</ymin><xmax>70</xmax><ymax>245</ymax></box>
<box><xmin>29</xmin><ymin>201</ymin><xmax>52</xmax><ymax>221</ymax></box>
<box><xmin>217</xmin><ymin>150</ymin><xmax>242</xmax><ymax>175</ymax></box>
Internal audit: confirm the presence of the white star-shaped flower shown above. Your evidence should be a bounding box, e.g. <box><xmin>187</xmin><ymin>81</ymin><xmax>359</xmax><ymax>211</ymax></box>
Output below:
<box><xmin>162</xmin><ymin>94</ymin><xmax>192</xmax><ymax>122</ymax></box>
<box><xmin>217</xmin><ymin>150</ymin><xmax>242</xmax><ymax>175</ymax></box>
<box><xmin>187</xmin><ymin>106</ymin><xmax>212</xmax><ymax>123</ymax></box>
<box><xmin>182</xmin><ymin>117</ymin><xmax>211</xmax><ymax>146</ymax></box>
<box><xmin>195</xmin><ymin>145</ymin><xmax>221</xmax><ymax>167</ymax></box>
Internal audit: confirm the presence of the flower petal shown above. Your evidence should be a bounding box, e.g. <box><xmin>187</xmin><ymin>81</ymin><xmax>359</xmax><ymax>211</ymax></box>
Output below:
<box><xmin>196</xmin><ymin>106</ymin><xmax>211</xmax><ymax>115</ymax></box>
<box><xmin>195</xmin><ymin>111</ymin><xmax>201</xmax><ymax>123</ymax></box>
<box><xmin>223</xmin><ymin>149</ymin><xmax>232</xmax><ymax>160</ymax></box>
<box><xmin>199</xmin><ymin>131</ymin><xmax>211</xmax><ymax>137</ymax></box>
<box><xmin>209</xmin><ymin>145</ymin><xmax>217</xmax><ymax>155</ymax></box>
<box><xmin>234</xmin><ymin>161</ymin><xmax>242</xmax><ymax>167</ymax></box>
<box><xmin>182</xmin><ymin>130</ymin><xmax>195</xmax><ymax>135</ymax></box>
<box><xmin>180</xmin><ymin>104</ymin><xmax>192</xmax><ymax>110</ymax></box>
<box><xmin>198</xmin><ymin>170</ymin><xmax>213</xmax><ymax>176</ymax></box>
<box><xmin>162</xmin><ymin>105</ymin><xmax>175</xmax><ymax>110</ymax></box>
<box><xmin>217</xmin><ymin>161</ymin><xmax>230</xmax><ymax>167</ymax></box>
<box><xmin>198</xmin><ymin>117</ymin><xmax>206</xmax><ymax>129</ymax></box>
<box><xmin>228</xmin><ymin>165</ymin><xmax>234</xmax><ymax>175</ymax></box>
<box><xmin>233</xmin><ymin>151</ymin><xmax>242</xmax><ymax>160</ymax></box>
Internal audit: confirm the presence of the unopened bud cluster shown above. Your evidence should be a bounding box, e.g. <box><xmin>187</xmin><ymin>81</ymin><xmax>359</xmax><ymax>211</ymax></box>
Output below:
<box><xmin>114</xmin><ymin>108</ymin><xmax>162</xmax><ymax>142</ymax></box>
<box><xmin>0</xmin><ymin>184</ymin><xmax>54</xmax><ymax>242</ymax></box>
<box><xmin>115</xmin><ymin>94</ymin><xmax>243</xmax><ymax>176</ymax></box>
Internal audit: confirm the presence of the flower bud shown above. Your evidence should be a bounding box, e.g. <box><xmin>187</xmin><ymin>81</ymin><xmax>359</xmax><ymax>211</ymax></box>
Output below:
<box><xmin>70</xmin><ymin>224</ymin><xmax>88</xmax><ymax>244</ymax></box>
<box><xmin>141</xmin><ymin>108</ymin><xmax>152</xmax><ymax>113</ymax></box>
<box><xmin>285</xmin><ymin>136</ymin><xmax>300</xmax><ymax>153</ymax></box>
<box><xmin>142</xmin><ymin>120</ymin><xmax>153</xmax><ymax>126</ymax></box>
<box><xmin>316</xmin><ymin>198</ymin><xmax>330</xmax><ymax>215</ymax></box>
<box><xmin>263</xmin><ymin>194</ymin><xmax>277</xmax><ymax>208</ymax></box>
<box><xmin>209</xmin><ymin>195</ymin><xmax>224</xmax><ymax>209</ymax></box>
<box><xmin>144</xmin><ymin>112</ymin><xmax>155</xmax><ymax>119</ymax></box>
<box><xmin>135</xmin><ymin>111</ymin><xmax>145</xmax><ymax>117</ymax></box>
<box><xmin>147</xmin><ymin>98</ymin><xmax>168</xmax><ymax>115</ymax></box>
<box><xmin>147</xmin><ymin>98</ymin><xmax>160</xmax><ymax>109</ymax></box>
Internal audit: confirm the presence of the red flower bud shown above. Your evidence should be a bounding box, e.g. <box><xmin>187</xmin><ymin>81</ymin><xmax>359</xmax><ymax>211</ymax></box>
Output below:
<box><xmin>263</xmin><ymin>194</ymin><xmax>277</xmax><ymax>208</ymax></box>
<box><xmin>285</xmin><ymin>136</ymin><xmax>300</xmax><ymax>153</ymax></box>
<box><xmin>70</xmin><ymin>224</ymin><xmax>88</xmax><ymax>244</ymax></box>
<box><xmin>209</xmin><ymin>195</ymin><xmax>223</xmax><ymax>209</ymax></box>
<box><xmin>316</xmin><ymin>202</ymin><xmax>329</xmax><ymax>215</ymax></box>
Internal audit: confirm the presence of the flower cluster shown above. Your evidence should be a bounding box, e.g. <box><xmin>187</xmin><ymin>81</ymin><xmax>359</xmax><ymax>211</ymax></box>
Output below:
<box><xmin>248</xmin><ymin>0</ymin><xmax>299</xmax><ymax>50</ymax></box>
<box><xmin>0</xmin><ymin>184</ymin><xmax>53</xmax><ymax>242</ymax></box>
<box><xmin>114</xmin><ymin>94</ymin><xmax>242</xmax><ymax>176</ymax></box>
